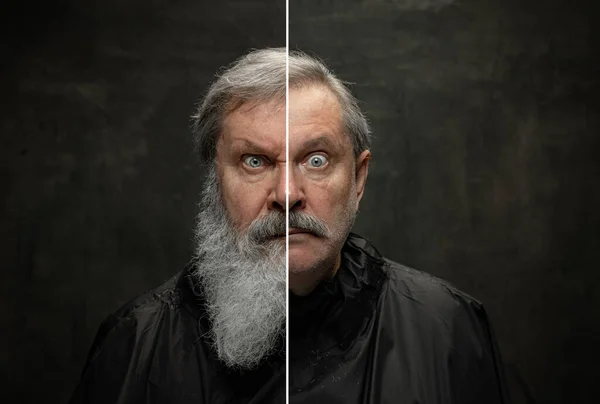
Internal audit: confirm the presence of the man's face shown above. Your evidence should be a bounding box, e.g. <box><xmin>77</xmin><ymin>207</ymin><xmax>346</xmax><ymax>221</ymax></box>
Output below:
<box><xmin>288</xmin><ymin>86</ymin><xmax>370</xmax><ymax>294</ymax></box>
<box><xmin>215</xmin><ymin>85</ymin><xmax>369</xmax><ymax>295</ymax></box>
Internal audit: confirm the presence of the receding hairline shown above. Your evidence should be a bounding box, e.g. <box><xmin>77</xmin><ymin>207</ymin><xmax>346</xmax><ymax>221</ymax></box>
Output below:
<box><xmin>220</xmin><ymin>81</ymin><xmax>343</xmax><ymax>133</ymax></box>
<box><xmin>221</xmin><ymin>49</ymin><xmax>349</xmax><ymax>116</ymax></box>
<box><xmin>192</xmin><ymin>48</ymin><xmax>370</xmax><ymax>163</ymax></box>
<box><xmin>217</xmin><ymin>83</ymin><xmax>355</xmax><ymax>159</ymax></box>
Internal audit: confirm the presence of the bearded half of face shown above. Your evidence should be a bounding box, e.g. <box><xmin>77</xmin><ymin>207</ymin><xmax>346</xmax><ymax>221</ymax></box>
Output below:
<box><xmin>192</xmin><ymin>165</ymin><xmax>286</xmax><ymax>370</ymax></box>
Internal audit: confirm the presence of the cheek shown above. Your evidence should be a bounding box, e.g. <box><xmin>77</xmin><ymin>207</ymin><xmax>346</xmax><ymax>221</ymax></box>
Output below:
<box><xmin>306</xmin><ymin>172</ymin><xmax>355</xmax><ymax>219</ymax></box>
<box><xmin>219</xmin><ymin>169</ymin><xmax>270</xmax><ymax>228</ymax></box>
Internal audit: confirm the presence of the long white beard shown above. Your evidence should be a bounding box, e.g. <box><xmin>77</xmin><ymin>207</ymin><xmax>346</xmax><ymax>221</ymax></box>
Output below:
<box><xmin>192</xmin><ymin>167</ymin><xmax>286</xmax><ymax>369</ymax></box>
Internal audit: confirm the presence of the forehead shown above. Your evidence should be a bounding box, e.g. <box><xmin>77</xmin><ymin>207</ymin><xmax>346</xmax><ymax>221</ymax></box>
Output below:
<box><xmin>289</xmin><ymin>85</ymin><xmax>341</xmax><ymax>129</ymax></box>
<box><xmin>289</xmin><ymin>85</ymin><xmax>349</xmax><ymax>151</ymax></box>
<box><xmin>218</xmin><ymin>85</ymin><xmax>348</xmax><ymax>155</ymax></box>
<box><xmin>219</xmin><ymin>98</ymin><xmax>286</xmax><ymax>154</ymax></box>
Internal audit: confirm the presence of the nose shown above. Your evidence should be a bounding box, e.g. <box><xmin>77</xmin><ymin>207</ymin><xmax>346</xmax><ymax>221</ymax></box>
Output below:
<box><xmin>268</xmin><ymin>164</ymin><xmax>305</xmax><ymax>212</ymax></box>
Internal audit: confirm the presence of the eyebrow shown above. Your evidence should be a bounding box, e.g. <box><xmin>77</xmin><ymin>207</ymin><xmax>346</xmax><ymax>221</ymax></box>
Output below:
<box><xmin>230</xmin><ymin>138</ymin><xmax>269</xmax><ymax>154</ymax></box>
<box><xmin>299</xmin><ymin>135</ymin><xmax>338</xmax><ymax>152</ymax></box>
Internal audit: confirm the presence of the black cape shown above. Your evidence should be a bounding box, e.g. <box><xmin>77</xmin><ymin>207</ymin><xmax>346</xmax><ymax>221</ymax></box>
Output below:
<box><xmin>69</xmin><ymin>263</ymin><xmax>286</xmax><ymax>403</ymax></box>
<box><xmin>289</xmin><ymin>234</ymin><xmax>510</xmax><ymax>403</ymax></box>
<box><xmin>71</xmin><ymin>233</ymin><xmax>509</xmax><ymax>403</ymax></box>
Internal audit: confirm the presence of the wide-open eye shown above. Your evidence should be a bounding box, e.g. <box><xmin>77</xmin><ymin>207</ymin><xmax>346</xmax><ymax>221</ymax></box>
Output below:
<box><xmin>243</xmin><ymin>155</ymin><xmax>265</xmax><ymax>169</ymax></box>
<box><xmin>307</xmin><ymin>154</ymin><xmax>328</xmax><ymax>168</ymax></box>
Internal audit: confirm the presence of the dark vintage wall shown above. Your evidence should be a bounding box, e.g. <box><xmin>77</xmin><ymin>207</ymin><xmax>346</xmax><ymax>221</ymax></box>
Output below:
<box><xmin>0</xmin><ymin>1</ymin><xmax>284</xmax><ymax>402</ymax></box>
<box><xmin>3</xmin><ymin>0</ymin><xmax>600</xmax><ymax>403</ymax></box>
<box><xmin>291</xmin><ymin>0</ymin><xmax>600</xmax><ymax>403</ymax></box>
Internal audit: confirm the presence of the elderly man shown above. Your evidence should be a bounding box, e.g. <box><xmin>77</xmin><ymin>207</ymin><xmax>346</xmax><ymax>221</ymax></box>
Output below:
<box><xmin>70</xmin><ymin>48</ymin><xmax>509</xmax><ymax>404</ymax></box>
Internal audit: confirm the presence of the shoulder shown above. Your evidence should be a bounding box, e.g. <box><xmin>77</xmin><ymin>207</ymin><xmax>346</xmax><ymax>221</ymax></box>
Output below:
<box><xmin>83</xmin><ymin>271</ymin><xmax>189</xmax><ymax>371</ymax></box>
<box><xmin>380</xmin><ymin>258</ymin><xmax>485</xmax><ymax>330</ymax></box>
<box><xmin>70</xmin><ymin>270</ymin><xmax>201</xmax><ymax>403</ymax></box>
<box><xmin>383</xmin><ymin>258</ymin><xmax>481</xmax><ymax>306</ymax></box>
<box><xmin>344</xmin><ymin>233</ymin><xmax>485</xmax><ymax>331</ymax></box>
<box><xmin>374</xmin><ymin>254</ymin><xmax>509</xmax><ymax>402</ymax></box>
<box><xmin>101</xmin><ymin>273</ymin><xmax>180</xmax><ymax>331</ymax></box>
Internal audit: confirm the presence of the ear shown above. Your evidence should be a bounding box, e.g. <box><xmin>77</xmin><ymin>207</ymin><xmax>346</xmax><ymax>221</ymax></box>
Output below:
<box><xmin>354</xmin><ymin>149</ymin><xmax>371</xmax><ymax>208</ymax></box>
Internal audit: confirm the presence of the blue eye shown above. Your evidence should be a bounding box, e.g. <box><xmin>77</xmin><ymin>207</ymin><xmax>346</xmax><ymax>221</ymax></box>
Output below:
<box><xmin>307</xmin><ymin>154</ymin><xmax>327</xmax><ymax>168</ymax></box>
<box><xmin>244</xmin><ymin>155</ymin><xmax>264</xmax><ymax>168</ymax></box>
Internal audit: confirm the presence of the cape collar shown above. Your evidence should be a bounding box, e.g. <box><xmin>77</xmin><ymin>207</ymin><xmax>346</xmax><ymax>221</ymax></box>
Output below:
<box><xmin>289</xmin><ymin>233</ymin><xmax>387</xmax><ymax>359</ymax></box>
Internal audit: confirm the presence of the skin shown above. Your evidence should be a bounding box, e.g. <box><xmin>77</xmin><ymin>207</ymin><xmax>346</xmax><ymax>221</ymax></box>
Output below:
<box><xmin>216</xmin><ymin>99</ymin><xmax>287</xmax><ymax>233</ymax></box>
<box><xmin>215</xmin><ymin>85</ymin><xmax>370</xmax><ymax>295</ymax></box>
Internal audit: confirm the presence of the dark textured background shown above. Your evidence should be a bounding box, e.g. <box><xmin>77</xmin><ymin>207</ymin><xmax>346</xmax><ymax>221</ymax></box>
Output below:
<box><xmin>2</xmin><ymin>0</ymin><xmax>599</xmax><ymax>403</ymax></box>
<box><xmin>0</xmin><ymin>1</ymin><xmax>284</xmax><ymax>402</ymax></box>
<box><xmin>291</xmin><ymin>0</ymin><xmax>600</xmax><ymax>403</ymax></box>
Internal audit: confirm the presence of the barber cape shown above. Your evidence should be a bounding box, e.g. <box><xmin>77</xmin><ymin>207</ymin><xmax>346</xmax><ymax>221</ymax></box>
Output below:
<box><xmin>70</xmin><ymin>261</ymin><xmax>286</xmax><ymax>404</ymax></box>
<box><xmin>71</xmin><ymin>233</ymin><xmax>509</xmax><ymax>404</ymax></box>
<box><xmin>290</xmin><ymin>233</ymin><xmax>510</xmax><ymax>403</ymax></box>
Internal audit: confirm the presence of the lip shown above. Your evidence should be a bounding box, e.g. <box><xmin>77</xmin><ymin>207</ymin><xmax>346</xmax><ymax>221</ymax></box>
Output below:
<box><xmin>288</xmin><ymin>228</ymin><xmax>310</xmax><ymax>235</ymax></box>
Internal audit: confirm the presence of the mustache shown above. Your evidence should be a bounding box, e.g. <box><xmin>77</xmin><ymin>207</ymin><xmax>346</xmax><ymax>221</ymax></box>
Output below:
<box><xmin>247</xmin><ymin>211</ymin><xmax>329</xmax><ymax>243</ymax></box>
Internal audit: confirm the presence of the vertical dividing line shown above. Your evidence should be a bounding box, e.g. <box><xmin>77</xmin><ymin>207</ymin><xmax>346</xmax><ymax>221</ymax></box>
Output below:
<box><xmin>285</xmin><ymin>0</ymin><xmax>290</xmax><ymax>402</ymax></box>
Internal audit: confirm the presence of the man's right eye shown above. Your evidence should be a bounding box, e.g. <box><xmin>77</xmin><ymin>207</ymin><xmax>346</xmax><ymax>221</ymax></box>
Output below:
<box><xmin>243</xmin><ymin>155</ymin><xmax>265</xmax><ymax>169</ymax></box>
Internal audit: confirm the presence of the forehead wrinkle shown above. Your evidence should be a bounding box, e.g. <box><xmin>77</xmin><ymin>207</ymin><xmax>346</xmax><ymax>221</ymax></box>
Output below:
<box><xmin>232</xmin><ymin>98</ymin><xmax>286</xmax><ymax>118</ymax></box>
<box><xmin>219</xmin><ymin>100</ymin><xmax>285</xmax><ymax>158</ymax></box>
<box><xmin>231</xmin><ymin>138</ymin><xmax>282</xmax><ymax>155</ymax></box>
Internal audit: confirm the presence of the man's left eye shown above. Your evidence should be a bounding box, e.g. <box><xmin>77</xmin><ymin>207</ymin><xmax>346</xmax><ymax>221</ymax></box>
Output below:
<box><xmin>307</xmin><ymin>154</ymin><xmax>328</xmax><ymax>168</ymax></box>
<box><xmin>243</xmin><ymin>155</ymin><xmax>264</xmax><ymax>168</ymax></box>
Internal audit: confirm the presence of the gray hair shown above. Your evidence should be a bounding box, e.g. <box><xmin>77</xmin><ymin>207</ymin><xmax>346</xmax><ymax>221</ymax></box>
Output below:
<box><xmin>191</xmin><ymin>48</ymin><xmax>371</xmax><ymax>164</ymax></box>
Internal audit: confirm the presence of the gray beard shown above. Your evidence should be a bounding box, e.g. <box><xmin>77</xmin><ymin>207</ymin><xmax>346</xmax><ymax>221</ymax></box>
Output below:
<box><xmin>192</xmin><ymin>167</ymin><xmax>286</xmax><ymax>370</ymax></box>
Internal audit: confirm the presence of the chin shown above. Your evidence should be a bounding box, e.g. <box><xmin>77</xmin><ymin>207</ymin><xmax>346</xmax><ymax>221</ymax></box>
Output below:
<box><xmin>288</xmin><ymin>243</ymin><xmax>339</xmax><ymax>295</ymax></box>
<box><xmin>288</xmin><ymin>244</ymin><xmax>318</xmax><ymax>274</ymax></box>
<box><xmin>288</xmin><ymin>237</ymin><xmax>337</xmax><ymax>274</ymax></box>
